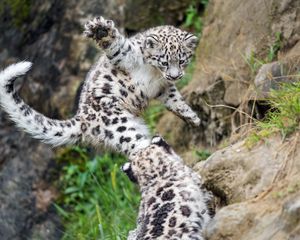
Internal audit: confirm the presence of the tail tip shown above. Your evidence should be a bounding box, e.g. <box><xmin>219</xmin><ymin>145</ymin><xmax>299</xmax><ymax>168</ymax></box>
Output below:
<box><xmin>6</xmin><ymin>61</ymin><xmax>33</xmax><ymax>77</ymax></box>
<box><xmin>0</xmin><ymin>61</ymin><xmax>33</xmax><ymax>86</ymax></box>
<box><xmin>15</xmin><ymin>61</ymin><xmax>32</xmax><ymax>73</ymax></box>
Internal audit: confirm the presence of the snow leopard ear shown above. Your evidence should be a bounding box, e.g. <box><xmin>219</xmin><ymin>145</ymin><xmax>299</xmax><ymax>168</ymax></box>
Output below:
<box><xmin>145</xmin><ymin>35</ymin><xmax>160</xmax><ymax>49</ymax></box>
<box><xmin>184</xmin><ymin>33</ymin><xmax>198</xmax><ymax>50</ymax></box>
<box><xmin>121</xmin><ymin>162</ymin><xmax>138</xmax><ymax>183</ymax></box>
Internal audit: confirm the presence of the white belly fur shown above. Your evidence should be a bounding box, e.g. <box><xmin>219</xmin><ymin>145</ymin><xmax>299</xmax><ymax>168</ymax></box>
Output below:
<box><xmin>131</xmin><ymin>64</ymin><xmax>165</xmax><ymax>99</ymax></box>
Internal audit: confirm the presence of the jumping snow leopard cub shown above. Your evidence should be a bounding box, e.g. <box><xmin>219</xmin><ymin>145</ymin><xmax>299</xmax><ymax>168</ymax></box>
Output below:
<box><xmin>0</xmin><ymin>16</ymin><xmax>200</xmax><ymax>157</ymax></box>
<box><xmin>122</xmin><ymin>136</ymin><xmax>214</xmax><ymax>240</ymax></box>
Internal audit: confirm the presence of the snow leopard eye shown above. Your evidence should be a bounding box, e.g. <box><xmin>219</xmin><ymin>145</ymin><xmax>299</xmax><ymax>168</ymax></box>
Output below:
<box><xmin>161</xmin><ymin>62</ymin><xmax>168</xmax><ymax>67</ymax></box>
<box><xmin>179</xmin><ymin>59</ymin><xmax>185</xmax><ymax>65</ymax></box>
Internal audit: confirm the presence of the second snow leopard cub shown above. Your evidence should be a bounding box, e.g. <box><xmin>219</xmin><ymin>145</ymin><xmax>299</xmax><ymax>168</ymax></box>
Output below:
<box><xmin>0</xmin><ymin>16</ymin><xmax>200</xmax><ymax>157</ymax></box>
<box><xmin>122</xmin><ymin>136</ymin><xmax>214</xmax><ymax>240</ymax></box>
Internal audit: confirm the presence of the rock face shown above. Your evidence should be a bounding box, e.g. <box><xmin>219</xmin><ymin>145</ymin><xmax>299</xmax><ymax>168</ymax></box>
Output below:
<box><xmin>254</xmin><ymin>56</ymin><xmax>300</xmax><ymax>98</ymax></box>
<box><xmin>124</xmin><ymin>0</ymin><xmax>193</xmax><ymax>32</ymax></box>
<box><xmin>0</xmin><ymin>0</ymin><xmax>125</xmax><ymax>116</ymax></box>
<box><xmin>0</xmin><ymin>112</ymin><xmax>60</xmax><ymax>240</ymax></box>
<box><xmin>157</xmin><ymin>0</ymin><xmax>300</xmax><ymax>152</ymax></box>
<box><xmin>0</xmin><ymin>0</ymin><xmax>124</xmax><ymax>239</ymax></box>
<box><xmin>195</xmin><ymin>133</ymin><xmax>300</xmax><ymax>239</ymax></box>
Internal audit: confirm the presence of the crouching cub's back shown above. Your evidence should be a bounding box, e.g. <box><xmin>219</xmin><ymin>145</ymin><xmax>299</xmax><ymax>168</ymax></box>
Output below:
<box><xmin>122</xmin><ymin>136</ymin><xmax>214</xmax><ymax>240</ymax></box>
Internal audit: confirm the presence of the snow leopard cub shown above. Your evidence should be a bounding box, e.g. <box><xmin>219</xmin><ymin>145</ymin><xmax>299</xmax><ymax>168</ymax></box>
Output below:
<box><xmin>0</xmin><ymin>16</ymin><xmax>200</xmax><ymax>157</ymax></box>
<box><xmin>122</xmin><ymin>136</ymin><xmax>214</xmax><ymax>240</ymax></box>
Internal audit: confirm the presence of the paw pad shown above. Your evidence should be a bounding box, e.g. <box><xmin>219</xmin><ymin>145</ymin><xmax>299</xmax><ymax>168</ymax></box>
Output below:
<box><xmin>83</xmin><ymin>16</ymin><xmax>117</xmax><ymax>41</ymax></box>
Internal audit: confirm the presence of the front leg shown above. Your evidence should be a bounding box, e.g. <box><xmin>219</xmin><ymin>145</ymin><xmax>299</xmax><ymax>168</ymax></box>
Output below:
<box><xmin>158</xmin><ymin>85</ymin><xmax>201</xmax><ymax>127</ymax></box>
<box><xmin>84</xmin><ymin>17</ymin><xmax>138</xmax><ymax>70</ymax></box>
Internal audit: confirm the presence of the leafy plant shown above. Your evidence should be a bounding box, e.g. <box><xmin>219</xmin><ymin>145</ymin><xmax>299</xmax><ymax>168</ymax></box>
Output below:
<box><xmin>200</xmin><ymin>0</ymin><xmax>209</xmax><ymax>6</ymax></box>
<box><xmin>195</xmin><ymin>149</ymin><xmax>211</xmax><ymax>161</ymax></box>
<box><xmin>184</xmin><ymin>4</ymin><xmax>204</xmax><ymax>35</ymax></box>
<box><xmin>183</xmin><ymin>0</ymin><xmax>209</xmax><ymax>35</ymax></box>
<box><xmin>55</xmin><ymin>147</ymin><xmax>140</xmax><ymax>240</ymax></box>
<box><xmin>258</xmin><ymin>81</ymin><xmax>300</xmax><ymax>137</ymax></box>
<box><xmin>183</xmin><ymin>0</ymin><xmax>209</xmax><ymax>37</ymax></box>
<box><xmin>245</xmin><ymin>81</ymin><xmax>300</xmax><ymax>147</ymax></box>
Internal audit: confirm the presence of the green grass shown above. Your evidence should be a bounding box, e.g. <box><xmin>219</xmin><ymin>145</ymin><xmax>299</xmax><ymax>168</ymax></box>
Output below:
<box><xmin>258</xmin><ymin>81</ymin><xmax>300</xmax><ymax>136</ymax></box>
<box><xmin>142</xmin><ymin>101</ymin><xmax>166</xmax><ymax>133</ymax></box>
<box><xmin>55</xmin><ymin>147</ymin><xmax>140</xmax><ymax>240</ymax></box>
<box><xmin>183</xmin><ymin>0</ymin><xmax>209</xmax><ymax>36</ymax></box>
<box><xmin>245</xmin><ymin>80</ymin><xmax>300</xmax><ymax>148</ymax></box>
<box><xmin>266</xmin><ymin>32</ymin><xmax>282</xmax><ymax>63</ymax></box>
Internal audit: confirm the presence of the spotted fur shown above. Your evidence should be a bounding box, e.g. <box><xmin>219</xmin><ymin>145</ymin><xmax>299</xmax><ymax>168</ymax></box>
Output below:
<box><xmin>122</xmin><ymin>136</ymin><xmax>214</xmax><ymax>239</ymax></box>
<box><xmin>0</xmin><ymin>17</ymin><xmax>200</xmax><ymax>157</ymax></box>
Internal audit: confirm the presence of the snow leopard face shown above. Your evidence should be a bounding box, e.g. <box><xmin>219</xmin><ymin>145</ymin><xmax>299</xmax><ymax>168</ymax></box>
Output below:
<box><xmin>143</xmin><ymin>26</ymin><xmax>198</xmax><ymax>82</ymax></box>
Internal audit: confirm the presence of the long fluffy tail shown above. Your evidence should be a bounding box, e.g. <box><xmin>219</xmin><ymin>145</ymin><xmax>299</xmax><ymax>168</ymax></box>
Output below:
<box><xmin>0</xmin><ymin>61</ymin><xmax>81</xmax><ymax>146</ymax></box>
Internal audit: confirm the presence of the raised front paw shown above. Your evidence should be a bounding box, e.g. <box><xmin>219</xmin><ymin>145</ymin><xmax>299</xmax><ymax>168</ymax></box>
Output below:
<box><xmin>83</xmin><ymin>17</ymin><xmax>118</xmax><ymax>46</ymax></box>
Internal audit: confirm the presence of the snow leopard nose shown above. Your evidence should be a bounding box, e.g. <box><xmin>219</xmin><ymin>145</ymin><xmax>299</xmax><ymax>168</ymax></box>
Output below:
<box><xmin>166</xmin><ymin>74</ymin><xmax>182</xmax><ymax>81</ymax></box>
<box><xmin>166</xmin><ymin>72</ymin><xmax>183</xmax><ymax>81</ymax></box>
<box><xmin>166</xmin><ymin>68</ymin><xmax>183</xmax><ymax>81</ymax></box>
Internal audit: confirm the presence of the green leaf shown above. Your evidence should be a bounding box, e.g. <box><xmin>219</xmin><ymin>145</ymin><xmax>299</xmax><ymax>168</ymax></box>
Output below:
<box><xmin>64</xmin><ymin>186</ymin><xmax>80</xmax><ymax>194</ymax></box>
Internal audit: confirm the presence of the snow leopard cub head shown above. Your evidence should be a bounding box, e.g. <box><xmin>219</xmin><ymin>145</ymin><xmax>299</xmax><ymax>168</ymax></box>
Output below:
<box><xmin>121</xmin><ymin>135</ymin><xmax>182</xmax><ymax>187</ymax></box>
<box><xmin>143</xmin><ymin>26</ymin><xmax>198</xmax><ymax>81</ymax></box>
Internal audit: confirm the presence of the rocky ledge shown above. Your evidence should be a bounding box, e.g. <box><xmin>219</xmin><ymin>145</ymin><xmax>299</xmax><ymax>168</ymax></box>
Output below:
<box><xmin>195</xmin><ymin>133</ymin><xmax>300</xmax><ymax>239</ymax></box>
